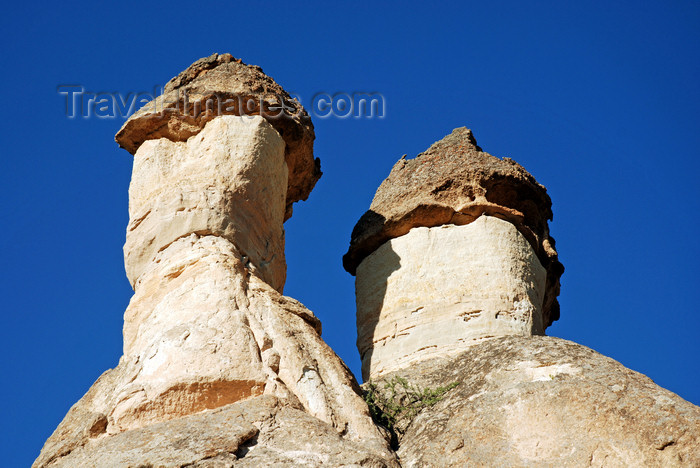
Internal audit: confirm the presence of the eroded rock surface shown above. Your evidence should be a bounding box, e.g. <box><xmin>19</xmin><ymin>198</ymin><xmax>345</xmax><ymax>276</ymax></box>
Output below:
<box><xmin>372</xmin><ymin>336</ymin><xmax>700</xmax><ymax>468</ymax></box>
<box><xmin>356</xmin><ymin>217</ymin><xmax>546</xmax><ymax>380</ymax></box>
<box><xmin>124</xmin><ymin>114</ymin><xmax>288</xmax><ymax>290</ymax></box>
<box><xmin>344</xmin><ymin>127</ymin><xmax>563</xmax><ymax>327</ymax></box>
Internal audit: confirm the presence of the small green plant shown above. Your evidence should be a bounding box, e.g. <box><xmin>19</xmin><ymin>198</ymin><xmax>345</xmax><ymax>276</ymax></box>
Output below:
<box><xmin>363</xmin><ymin>376</ymin><xmax>460</xmax><ymax>444</ymax></box>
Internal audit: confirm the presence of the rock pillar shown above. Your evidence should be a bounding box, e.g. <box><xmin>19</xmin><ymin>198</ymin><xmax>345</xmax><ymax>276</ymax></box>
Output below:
<box><xmin>344</xmin><ymin>127</ymin><xmax>564</xmax><ymax>380</ymax></box>
<box><xmin>35</xmin><ymin>54</ymin><xmax>394</xmax><ymax>468</ymax></box>
<box><xmin>112</xmin><ymin>115</ymin><xmax>288</xmax><ymax>432</ymax></box>
<box><xmin>345</xmin><ymin>128</ymin><xmax>699</xmax><ymax>468</ymax></box>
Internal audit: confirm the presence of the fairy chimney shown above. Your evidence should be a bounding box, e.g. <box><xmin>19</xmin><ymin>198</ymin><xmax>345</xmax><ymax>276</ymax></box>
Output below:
<box><xmin>34</xmin><ymin>54</ymin><xmax>395</xmax><ymax>468</ymax></box>
<box><xmin>344</xmin><ymin>127</ymin><xmax>564</xmax><ymax>380</ymax></box>
<box><xmin>344</xmin><ymin>129</ymin><xmax>699</xmax><ymax>468</ymax></box>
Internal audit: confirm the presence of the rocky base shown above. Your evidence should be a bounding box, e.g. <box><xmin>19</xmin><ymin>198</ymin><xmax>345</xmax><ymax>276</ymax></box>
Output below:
<box><xmin>371</xmin><ymin>336</ymin><xmax>700</xmax><ymax>467</ymax></box>
<box><xmin>37</xmin><ymin>335</ymin><xmax>700</xmax><ymax>468</ymax></box>
<box><xmin>37</xmin><ymin>395</ymin><xmax>398</xmax><ymax>468</ymax></box>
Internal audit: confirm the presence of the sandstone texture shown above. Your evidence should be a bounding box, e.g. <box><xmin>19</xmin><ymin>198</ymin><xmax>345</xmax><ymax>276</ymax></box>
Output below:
<box><xmin>344</xmin><ymin>127</ymin><xmax>563</xmax><ymax>327</ymax></box>
<box><xmin>371</xmin><ymin>336</ymin><xmax>700</xmax><ymax>468</ymax></box>
<box><xmin>35</xmin><ymin>58</ymin><xmax>394</xmax><ymax>467</ymax></box>
<box><xmin>116</xmin><ymin>53</ymin><xmax>320</xmax><ymax>217</ymax></box>
<box><xmin>356</xmin><ymin>216</ymin><xmax>546</xmax><ymax>380</ymax></box>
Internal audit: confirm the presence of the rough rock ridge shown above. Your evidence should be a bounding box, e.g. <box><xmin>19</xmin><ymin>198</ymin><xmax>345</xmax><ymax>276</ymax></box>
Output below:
<box><xmin>379</xmin><ymin>336</ymin><xmax>700</xmax><ymax>467</ymax></box>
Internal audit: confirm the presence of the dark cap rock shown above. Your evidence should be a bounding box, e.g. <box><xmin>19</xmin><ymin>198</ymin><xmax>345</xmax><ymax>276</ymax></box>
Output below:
<box><xmin>343</xmin><ymin>127</ymin><xmax>564</xmax><ymax>327</ymax></box>
<box><xmin>115</xmin><ymin>53</ymin><xmax>320</xmax><ymax>217</ymax></box>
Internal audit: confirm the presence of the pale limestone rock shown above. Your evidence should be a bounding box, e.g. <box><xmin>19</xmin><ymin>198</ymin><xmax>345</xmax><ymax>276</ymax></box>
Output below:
<box><xmin>356</xmin><ymin>216</ymin><xmax>546</xmax><ymax>380</ymax></box>
<box><xmin>112</xmin><ymin>234</ymin><xmax>269</xmax><ymax>434</ymax></box>
<box><xmin>117</xmin><ymin>114</ymin><xmax>386</xmax><ymax>440</ymax></box>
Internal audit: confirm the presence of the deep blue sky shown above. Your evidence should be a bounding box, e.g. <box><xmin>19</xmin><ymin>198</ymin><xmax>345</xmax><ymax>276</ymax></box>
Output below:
<box><xmin>2</xmin><ymin>1</ymin><xmax>699</xmax><ymax>466</ymax></box>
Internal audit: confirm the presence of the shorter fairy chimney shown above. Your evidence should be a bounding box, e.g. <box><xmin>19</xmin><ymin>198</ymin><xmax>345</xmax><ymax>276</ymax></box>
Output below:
<box><xmin>344</xmin><ymin>128</ymin><xmax>564</xmax><ymax>380</ymax></box>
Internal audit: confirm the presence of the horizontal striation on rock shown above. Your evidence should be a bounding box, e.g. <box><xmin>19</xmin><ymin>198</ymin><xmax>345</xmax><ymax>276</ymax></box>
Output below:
<box><xmin>344</xmin><ymin>127</ymin><xmax>563</xmax><ymax>328</ymax></box>
<box><xmin>356</xmin><ymin>217</ymin><xmax>547</xmax><ymax>380</ymax></box>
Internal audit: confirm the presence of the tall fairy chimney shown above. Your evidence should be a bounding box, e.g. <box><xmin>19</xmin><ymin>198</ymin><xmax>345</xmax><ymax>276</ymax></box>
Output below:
<box><xmin>344</xmin><ymin>127</ymin><xmax>564</xmax><ymax>380</ymax></box>
<box><xmin>34</xmin><ymin>54</ymin><xmax>393</xmax><ymax>467</ymax></box>
<box><xmin>111</xmin><ymin>53</ymin><xmax>326</xmax><ymax>432</ymax></box>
